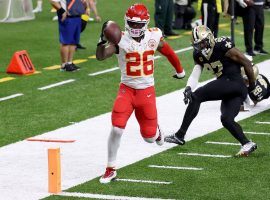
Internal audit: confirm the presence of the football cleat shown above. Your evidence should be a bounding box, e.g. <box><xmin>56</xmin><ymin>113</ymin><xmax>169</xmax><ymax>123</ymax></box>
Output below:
<box><xmin>99</xmin><ymin>167</ymin><xmax>117</xmax><ymax>184</ymax></box>
<box><xmin>164</xmin><ymin>134</ymin><xmax>185</xmax><ymax>145</ymax></box>
<box><xmin>236</xmin><ymin>141</ymin><xmax>257</xmax><ymax>157</ymax></box>
<box><xmin>156</xmin><ymin>126</ymin><xmax>164</xmax><ymax>146</ymax></box>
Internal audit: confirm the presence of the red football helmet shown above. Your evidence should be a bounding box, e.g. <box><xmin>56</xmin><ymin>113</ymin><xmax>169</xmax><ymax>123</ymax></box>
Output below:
<box><xmin>124</xmin><ymin>4</ymin><xmax>150</xmax><ymax>38</ymax></box>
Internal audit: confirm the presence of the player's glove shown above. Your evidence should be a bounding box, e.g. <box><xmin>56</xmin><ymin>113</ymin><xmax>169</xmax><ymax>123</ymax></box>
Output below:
<box><xmin>173</xmin><ymin>70</ymin><xmax>185</xmax><ymax>79</ymax></box>
<box><xmin>97</xmin><ymin>21</ymin><xmax>109</xmax><ymax>46</ymax></box>
<box><xmin>236</xmin><ymin>0</ymin><xmax>247</xmax><ymax>8</ymax></box>
<box><xmin>183</xmin><ymin>86</ymin><xmax>193</xmax><ymax>105</ymax></box>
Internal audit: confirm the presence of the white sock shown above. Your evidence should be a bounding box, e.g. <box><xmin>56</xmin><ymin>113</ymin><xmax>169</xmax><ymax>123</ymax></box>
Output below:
<box><xmin>61</xmin><ymin>63</ymin><xmax>66</xmax><ymax>67</ymax></box>
<box><xmin>107</xmin><ymin>126</ymin><xmax>123</xmax><ymax>167</ymax></box>
<box><xmin>37</xmin><ymin>0</ymin><xmax>42</xmax><ymax>9</ymax></box>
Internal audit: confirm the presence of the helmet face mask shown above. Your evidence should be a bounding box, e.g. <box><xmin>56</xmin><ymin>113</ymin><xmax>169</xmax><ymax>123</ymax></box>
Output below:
<box><xmin>125</xmin><ymin>4</ymin><xmax>150</xmax><ymax>38</ymax></box>
<box><xmin>192</xmin><ymin>25</ymin><xmax>215</xmax><ymax>57</ymax></box>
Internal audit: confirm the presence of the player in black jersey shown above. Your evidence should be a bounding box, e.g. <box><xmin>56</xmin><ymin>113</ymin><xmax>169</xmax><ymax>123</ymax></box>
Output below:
<box><xmin>165</xmin><ymin>25</ymin><xmax>258</xmax><ymax>156</ymax></box>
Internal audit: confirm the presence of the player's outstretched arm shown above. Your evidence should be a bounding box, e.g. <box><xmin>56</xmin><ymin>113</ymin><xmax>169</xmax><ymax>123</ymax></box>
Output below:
<box><xmin>225</xmin><ymin>47</ymin><xmax>256</xmax><ymax>89</ymax></box>
<box><xmin>157</xmin><ymin>41</ymin><xmax>185</xmax><ymax>79</ymax></box>
<box><xmin>96</xmin><ymin>22</ymin><xmax>117</xmax><ymax>61</ymax></box>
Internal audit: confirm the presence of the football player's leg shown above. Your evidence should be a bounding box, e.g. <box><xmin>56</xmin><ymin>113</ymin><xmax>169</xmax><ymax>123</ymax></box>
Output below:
<box><xmin>134</xmin><ymin>87</ymin><xmax>160</xmax><ymax>144</ymax></box>
<box><xmin>100</xmin><ymin>86</ymin><xmax>133</xmax><ymax>184</ymax></box>
<box><xmin>220</xmin><ymin>97</ymin><xmax>250</xmax><ymax>145</ymax></box>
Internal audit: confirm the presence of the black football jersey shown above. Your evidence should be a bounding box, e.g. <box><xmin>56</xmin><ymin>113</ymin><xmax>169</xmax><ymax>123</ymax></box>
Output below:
<box><xmin>193</xmin><ymin>37</ymin><xmax>242</xmax><ymax>80</ymax></box>
<box><xmin>249</xmin><ymin>74</ymin><xmax>270</xmax><ymax>102</ymax></box>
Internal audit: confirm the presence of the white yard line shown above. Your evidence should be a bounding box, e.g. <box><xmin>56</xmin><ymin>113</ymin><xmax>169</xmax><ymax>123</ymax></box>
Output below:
<box><xmin>149</xmin><ymin>165</ymin><xmax>203</xmax><ymax>171</ymax></box>
<box><xmin>38</xmin><ymin>79</ymin><xmax>75</xmax><ymax>90</ymax></box>
<box><xmin>244</xmin><ymin>131</ymin><xmax>270</xmax><ymax>136</ymax></box>
<box><xmin>205</xmin><ymin>141</ymin><xmax>240</xmax><ymax>146</ymax></box>
<box><xmin>60</xmin><ymin>192</ymin><xmax>175</xmax><ymax>200</ymax></box>
<box><xmin>116</xmin><ymin>178</ymin><xmax>172</xmax><ymax>184</ymax></box>
<box><xmin>255</xmin><ymin>121</ymin><xmax>270</xmax><ymax>125</ymax></box>
<box><xmin>88</xmin><ymin>67</ymin><xmax>119</xmax><ymax>76</ymax></box>
<box><xmin>0</xmin><ymin>93</ymin><xmax>23</xmax><ymax>102</ymax></box>
<box><xmin>0</xmin><ymin>59</ymin><xmax>269</xmax><ymax>200</ymax></box>
<box><xmin>178</xmin><ymin>152</ymin><xmax>232</xmax><ymax>158</ymax></box>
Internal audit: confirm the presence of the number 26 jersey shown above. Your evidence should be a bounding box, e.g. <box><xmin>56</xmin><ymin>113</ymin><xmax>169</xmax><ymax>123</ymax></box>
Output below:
<box><xmin>116</xmin><ymin>28</ymin><xmax>163</xmax><ymax>89</ymax></box>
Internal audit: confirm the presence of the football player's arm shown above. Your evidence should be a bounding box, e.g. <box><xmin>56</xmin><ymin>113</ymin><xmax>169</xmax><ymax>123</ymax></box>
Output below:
<box><xmin>183</xmin><ymin>64</ymin><xmax>203</xmax><ymax>104</ymax></box>
<box><xmin>96</xmin><ymin>44</ymin><xmax>117</xmax><ymax>61</ymax></box>
<box><xmin>157</xmin><ymin>40</ymin><xmax>185</xmax><ymax>79</ymax></box>
<box><xmin>96</xmin><ymin>21</ymin><xmax>117</xmax><ymax>61</ymax></box>
<box><xmin>186</xmin><ymin>64</ymin><xmax>203</xmax><ymax>91</ymax></box>
<box><xmin>225</xmin><ymin>47</ymin><xmax>256</xmax><ymax>88</ymax></box>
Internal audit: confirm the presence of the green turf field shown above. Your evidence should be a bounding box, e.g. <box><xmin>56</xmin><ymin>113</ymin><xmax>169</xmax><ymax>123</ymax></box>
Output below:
<box><xmin>0</xmin><ymin>0</ymin><xmax>270</xmax><ymax>199</ymax></box>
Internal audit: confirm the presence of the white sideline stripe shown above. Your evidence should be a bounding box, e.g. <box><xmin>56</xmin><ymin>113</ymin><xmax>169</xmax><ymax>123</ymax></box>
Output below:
<box><xmin>89</xmin><ymin>67</ymin><xmax>119</xmax><ymax>76</ymax></box>
<box><xmin>244</xmin><ymin>131</ymin><xmax>270</xmax><ymax>136</ymax></box>
<box><xmin>60</xmin><ymin>192</ymin><xmax>175</xmax><ymax>200</ymax></box>
<box><xmin>38</xmin><ymin>79</ymin><xmax>75</xmax><ymax>90</ymax></box>
<box><xmin>89</xmin><ymin>46</ymin><xmax>193</xmax><ymax>76</ymax></box>
<box><xmin>116</xmin><ymin>178</ymin><xmax>172</xmax><ymax>184</ymax></box>
<box><xmin>149</xmin><ymin>165</ymin><xmax>203</xmax><ymax>171</ymax></box>
<box><xmin>178</xmin><ymin>152</ymin><xmax>232</xmax><ymax>158</ymax></box>
<box><xmin>205</xmin><ymin>141</ymin><xmax>240</xmax><ymax>146</ymax></box>
<box><xmin>0</xmin><ymin>93</ymin><xmax>23</xmax><ymax>101</ymax></box>
<box><xmin>255</xmin><ymin>121</ymin><xmax>270</xmax><ymax>125</ymax></box>
<box><xmin>174</xmin><ymin>46</ymin><xmax>193</xmax><ymax>53</ymax></box>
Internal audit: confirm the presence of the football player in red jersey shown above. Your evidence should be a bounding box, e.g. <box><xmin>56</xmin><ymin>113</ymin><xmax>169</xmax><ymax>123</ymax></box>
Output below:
<box><xmin>96</xmin><ymin>3</ymin><xmax>185</xmax><ymax>183</ymax></box>
<box><xmin>165</xmin><ymin>25</ymin><xmax>258</xmax><ymax>157</ymax></box>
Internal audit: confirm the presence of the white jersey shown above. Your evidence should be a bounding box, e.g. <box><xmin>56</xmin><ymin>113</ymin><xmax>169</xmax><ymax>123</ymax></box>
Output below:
<box><xmin>116</xmin><ymin>28</ymin><xmax>163</xmax><ymax>89</ymax></box>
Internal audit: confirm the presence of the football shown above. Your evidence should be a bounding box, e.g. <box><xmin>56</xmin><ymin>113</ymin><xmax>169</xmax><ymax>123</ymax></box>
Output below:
<box><xmin>103</xmin><ymin>21</ymin><xmax>122</xmax><ymax>45</ymax></box>
<box><xmin>244</xmin><ymin>0</ymin><xmax>254</xmax><ymax>6</ymax></box>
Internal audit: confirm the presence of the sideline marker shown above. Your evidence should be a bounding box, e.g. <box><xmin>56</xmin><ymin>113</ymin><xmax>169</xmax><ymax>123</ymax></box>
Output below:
<box><xmin>6</xmin><ymin>50</ymin><xmax>35</xmax><ymax>75</ymax></box>
<box><xmin>48</xmin><ymin>148</ymin><xmax>61</xmax><ymax>193</ymax></box>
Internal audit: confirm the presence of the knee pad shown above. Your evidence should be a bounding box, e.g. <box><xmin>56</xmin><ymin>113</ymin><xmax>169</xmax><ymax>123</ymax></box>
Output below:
<box><xmin>142</xmin><ymin>126</ymin><xmax>158</xmax><ymax>143</ymax></box>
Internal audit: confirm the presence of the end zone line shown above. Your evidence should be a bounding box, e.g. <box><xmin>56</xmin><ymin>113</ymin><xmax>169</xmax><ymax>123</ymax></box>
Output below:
<box><xmin>38</xmin><ymin>79</ymin><xmax>75</xmax><ymax>90</ymax></box>
<box><xmin>205</xmin><ymin>141</ymin><xmax>240</xmax><ymax>146</ymax></box>
<box><xmin>244</xmin><ymin>131</ymin><xmax>270</xmax><ymax>136</ymax></box>
<box><xmin>26</xmin><ymin>138</ymin><xmax>75</xmax><ymax>143</ymax></box>
<box><xmin>116</xmin><ymin>178</ymin><xmax>172</xmax><ymax>185</ymax></box>
<box><xmin>0</xmin><ymin>93</ymin><xmax>23</xmax><ymax>102</ymax></box>
<box><xmin>149</xmin><ymin>165</ymin><xmax>203</xmax><ymax>171</ymax></box>
<box><xmin>178</xmin><ymin>152</ymin><xmax>232</xmax><ymax>158</ymax></box>
<box><xmin>59</xmin><ymin>192</ymin><xmax>175</xmax><ymax>200</ymax></box>
<box><xmin>255</xmin><ymin>121</ymin><xmax>270</xmax><ymax>125</ymax></box>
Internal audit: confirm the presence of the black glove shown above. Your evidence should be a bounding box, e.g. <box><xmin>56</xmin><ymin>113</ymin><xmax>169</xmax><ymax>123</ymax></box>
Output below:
<box><xmin>248</xmin><ymin>82</ymin><xmax>256</xmax><ymax>93</ymax></box>
<box><xmin>183</xmin><ymin>86</ymin><xmax>193</xmax><ymax>105</ymax></box>
<box><xmin>97</xmin><ymin>21</ymin><xmax>109</xmax><ymax>46</ymax></box>
<box><xmin>57</xmin><ymin>7</ymin><xmax>65</xmax><ymax>19</ymax></box>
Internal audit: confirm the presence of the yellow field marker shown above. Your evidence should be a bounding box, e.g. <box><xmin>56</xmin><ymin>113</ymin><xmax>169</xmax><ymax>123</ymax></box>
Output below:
<box><xmin>183</xmin><ymin>31</ymin><xmax>192</xmax><ymax>35</ymax></box>
<box><xmin>25</xmin><ymin>71</ymin><xmax>41</xmax><ymax>76</ymax></box>
<box><xmin>48</xmin><ymin>148</ymin><xmax>61</xmax><ymax>193</ymax></box>
<box><xmin>0</xmin><ymin>77</ymin><xmax>15</xmax><ymax>83</ymax></box>
<box><xmin>88</xmin><ymin>55</ymin><xmax>96</xmax><ymax>59</ymax></box>
<box><xmin>73</xmin><ymin>59</ymin><xmax>87</xmax><ymax>64</ymax></box>
<box><xmin>44</xmin><ymin>65</ymin><xmax>61</xmax><ymax>70</ymax></box>
<box><xmin>166</xmin><ymin>35</ymin><xmax>183</xmax><ymax>40</ymax></box>
<box><xmin>219</xmin><ymin>23</ymin><xmax>229</xmax><ymax>28</ymax></box>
